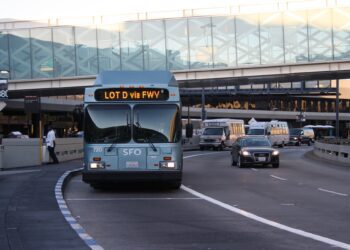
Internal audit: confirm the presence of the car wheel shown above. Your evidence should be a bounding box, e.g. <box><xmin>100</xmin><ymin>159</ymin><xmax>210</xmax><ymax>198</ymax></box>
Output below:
<box><xmin>237</xmin><ymin>156</ymin><xmax>243</xmax><ymax>168</ymax></box>
<box><xmin>307</xmin><ymin>140</ymin><xmax>311</xmax><ymax>146</ymax></box>
<box><xmin>199</xmin><ymin>146</ymin><xmax>204</xmax><ymax>151</ymax></box>
<box><xmin>272</xmin><ymin>163</ymin><xmax>279</xmax><ymax>168</ymax></box>
<box><xmin>296</xmin><ymin>141</ymin><xmax>300</xmax><ymax>146</ymax></box>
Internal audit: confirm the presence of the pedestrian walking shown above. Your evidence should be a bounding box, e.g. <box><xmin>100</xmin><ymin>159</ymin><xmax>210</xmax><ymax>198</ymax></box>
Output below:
<box><xmin>46</xmin><ymin>125</ymin><xmax>59</xmax><ymax>164</ymax></box>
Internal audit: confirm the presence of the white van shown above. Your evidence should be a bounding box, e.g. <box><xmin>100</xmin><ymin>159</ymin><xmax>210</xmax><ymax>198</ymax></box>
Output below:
<box><xmin>200</xmin><ymin>119</ymin><xmax>245</xmax><ymax>150</ymax></box>
<box><xmin>248</xmin><ymin>120</ymin><xmax>289</xmax><ymax>147</ymax></box>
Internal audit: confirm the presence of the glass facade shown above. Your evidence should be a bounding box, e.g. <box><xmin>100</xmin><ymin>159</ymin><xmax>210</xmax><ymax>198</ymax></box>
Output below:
<box><xmin>0</xmin><ymin>32</ymin><xmax>9</xmax><ymax>71</ymax></box>
<box><xmin>31</xmin><ymin>28</ymin><xmax>53</xmax><ymax>78</ymax></box>
<box><xmin>1</xmin><ymin>7</ymin><xmax>350</xmax><ymax>80</ymax></box>
<box><xmin>53</xmin><ymin>27</ymin><xmax>76</xmax><ymax>77</ymax></box>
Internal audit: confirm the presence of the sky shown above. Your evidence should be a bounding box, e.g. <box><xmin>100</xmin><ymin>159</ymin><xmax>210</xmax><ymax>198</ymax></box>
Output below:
<box><xmin>0</xmin><ymin>0</ymin><xmax>270</xmax><ymax>20</ymax></box>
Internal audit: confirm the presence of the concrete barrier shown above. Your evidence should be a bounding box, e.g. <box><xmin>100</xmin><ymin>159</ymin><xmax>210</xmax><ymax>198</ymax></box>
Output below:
<box><xmin>314</xmin><ymin>141</ymin><xmax>350</xmax><ymax>165</ymax></box>
<box><xmin>43</xmin><ymin>138</ymin><xmax>83</xmax><ymax>163</ymax></box>
<box><xmin>1</xmin><ymin>138</ymin><xmax>83</xmax><ymax>169</ymax></box>
<box><xmin>182</xmin><ymin>135</ymin><xmax>200</xmax><ymax>151</ymax></box>
<box><xmin>2</xmin><ymin>139</ymin><xmax>42</xmax><ymax>169</ymax></box>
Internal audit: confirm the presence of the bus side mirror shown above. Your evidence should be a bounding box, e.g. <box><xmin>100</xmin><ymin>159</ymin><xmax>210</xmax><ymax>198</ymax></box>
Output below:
<box><xmin>185</xmin><ymin>123</ymin><xmax>193</xmax><ymax>138</ymax></box>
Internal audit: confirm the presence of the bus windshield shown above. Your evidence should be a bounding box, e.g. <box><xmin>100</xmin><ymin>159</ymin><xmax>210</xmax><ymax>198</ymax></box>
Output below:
<box><xmin>134</xmin><ymin>104</ymin><xmax>181</xmax><ymax>143</ymax></box>
<box><xmin>84</xmin><ymin>104</ymin><xmax>131</xmax><ymax>143</ymax></box>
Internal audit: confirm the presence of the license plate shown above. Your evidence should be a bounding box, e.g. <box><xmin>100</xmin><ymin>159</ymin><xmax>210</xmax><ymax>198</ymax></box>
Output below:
<box><xmin>126</xmin><ymin>161</ymin><xmax>139</xmax><ymax>168</ymax></box>
<box><xmin>258</xmin><ymin>157</ymin><xmax>266</xmax><ymax>162</ymax></box>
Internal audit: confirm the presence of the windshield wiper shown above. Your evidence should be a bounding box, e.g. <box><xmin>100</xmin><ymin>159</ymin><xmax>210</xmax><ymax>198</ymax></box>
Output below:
<box><xmin>135</xmin><ymin>121</ymin><xmax>157</xmax><ymax>152</ymax></box>
<box><xmin>107</xmin><ymin>113</ymin><xmax>130</xmax><ymax>152</ymax></box>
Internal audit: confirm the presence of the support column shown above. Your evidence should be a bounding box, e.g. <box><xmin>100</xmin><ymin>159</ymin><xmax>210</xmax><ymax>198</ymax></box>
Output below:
<box><xmin>336</xmin><ymin>79</ymin><xmax>340</xmax><ymax>138</ymax></box>
<box><xmin>201</xmin><ymin>87</ymin><xmax>206</xmax><ymax>121</ymax></box>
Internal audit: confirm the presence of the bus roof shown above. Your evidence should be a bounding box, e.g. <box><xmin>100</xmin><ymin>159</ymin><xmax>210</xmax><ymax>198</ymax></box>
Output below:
<box><xmin>95</xmin><ymin>71</ymin><xmax>177</xmax><ymax>87</ymax></box>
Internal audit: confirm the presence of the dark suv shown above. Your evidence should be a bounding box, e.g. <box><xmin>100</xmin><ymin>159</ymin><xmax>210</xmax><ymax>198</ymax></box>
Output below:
<box><xmin>289</xmin><ymin>128</ymin><xmax>314</xmax><ymax>146</ymax></box>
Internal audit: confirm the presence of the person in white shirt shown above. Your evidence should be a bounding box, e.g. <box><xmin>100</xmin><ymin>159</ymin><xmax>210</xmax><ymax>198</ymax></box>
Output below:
<box><xmin>46</xmin><ymin>126</ymin><xmax>59</xmax><ymax>164</ymax></box>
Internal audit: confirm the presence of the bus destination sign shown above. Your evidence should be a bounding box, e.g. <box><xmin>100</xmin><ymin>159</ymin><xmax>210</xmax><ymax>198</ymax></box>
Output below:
<box><xmin>95</xmin><ymin>88</ymin><xmax>169</xmax><ymax>101</ymax></box>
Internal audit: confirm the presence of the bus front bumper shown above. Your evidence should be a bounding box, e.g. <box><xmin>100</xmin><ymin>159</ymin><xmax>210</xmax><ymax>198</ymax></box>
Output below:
<box><xmin>82</xmin><ymin>170</ymin><xmax>182</xmax><ymax>184</ymax></box>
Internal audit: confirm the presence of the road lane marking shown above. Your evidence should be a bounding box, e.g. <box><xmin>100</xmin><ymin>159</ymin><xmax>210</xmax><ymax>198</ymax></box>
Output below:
<box><xmin>251</xmin><ymin>168</ymin><xmax>258</xmax><ymax>171</ymax></box>
<box><xmin>270</xmin><ymin>175</ymin><xmax>287</xmax><ymax>181</ymax></box>
<box><xmin>181</xmin><ymin>185</ymin><xmax>350</xmax><ymax>250</ymax></box>
<box><xmin>56</xmin><ymin>169</ymin><xmax>104</xmax><ymax>250</ymax></box>
<box><xmin>67</xmin><ymin>197</ymin><xmax>202</xmax><ymax>201</ymax></box>
<box><xmin>318</xmin><ymin>188</ymin><xmax>348</xmax><ymax>197</ymax></box>
<box><xmin>183</xmin><ymin>153</ymin><xmax>350</xmax><ymax>249</ymax></box>
<box><xmin>184</xmin><ymin>152</ymin><xmax>225</xmax><ymax>159</ymax></box>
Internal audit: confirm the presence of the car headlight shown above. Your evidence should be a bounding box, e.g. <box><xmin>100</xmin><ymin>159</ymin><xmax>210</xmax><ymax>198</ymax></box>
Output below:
<box><xmin>272</xmin><ymin>150</ymin><xmax>279</xmax><ymax>156</ymax></box>
<box><xmin>241</xmin><ymin>150</ymin><xmax>250</xmax><ymax>156</ymax></box>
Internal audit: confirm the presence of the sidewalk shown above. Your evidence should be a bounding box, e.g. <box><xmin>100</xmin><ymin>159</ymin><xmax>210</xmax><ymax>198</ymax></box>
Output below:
<box><xmin>0</xmin><ymin>161</ymin><xmax>89</xmax><ymax>250</ymax></box>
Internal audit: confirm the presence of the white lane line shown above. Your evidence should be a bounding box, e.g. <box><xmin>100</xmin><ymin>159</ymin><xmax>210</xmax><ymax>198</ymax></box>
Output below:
<box><xmin>184</xmin><ymin>152</ymin><xmax>225</xmax><ymax>159</ymax></box>
<box><xmin>181</xmin><ymin>185</ymin><xmax>350</xmax><ymax>250</ymax></box>
<box><xmin>66</xmin><ymin>197</ymin><xmax>202</xmax><ymax>201</ymax></box>
<box><xmin>318</xmin><ymin>188</ymin><xmax>348</xmax><ymax>197</ymax></box>
<box><xmin>183</xmin><ymin>152</ymin><xmax>350</xmax><ymax>249</ymax></box>
<box><xmin>270</xmin><ymin>175</ymin><xmax>287</xmax><ymax>181</ymax></box>
<box><xmin>251</xmin><ymin>168</ymin><xmax>258</xmax><ymax>172</ymax></box>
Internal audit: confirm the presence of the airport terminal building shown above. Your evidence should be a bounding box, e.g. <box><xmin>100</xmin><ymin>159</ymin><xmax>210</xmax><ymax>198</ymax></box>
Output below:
<box><xmin>0</xmin><ymin>0</ymin><xmax>350</xmax><ymax>137</ymax></box>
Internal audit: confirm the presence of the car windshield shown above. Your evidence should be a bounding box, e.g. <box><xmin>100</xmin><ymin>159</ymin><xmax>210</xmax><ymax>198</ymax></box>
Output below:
<box><xmin>247</xmin><ymin>129</ymin><xmax>265</xmax><ymax>135</ymax></box>
<box><xmin>290</xmin><ymin>128</ymin><xmax>301</xmax><ymax>135</ymax></box>
<box><xmin>203</xmin><ymin>127</ymin><xmax>223</xmax><ymax>136</ymax></box>
<box><xmin>242</xmin><ymin>138</ymin><xmax>271</xmax><ymax>147</ymax></box>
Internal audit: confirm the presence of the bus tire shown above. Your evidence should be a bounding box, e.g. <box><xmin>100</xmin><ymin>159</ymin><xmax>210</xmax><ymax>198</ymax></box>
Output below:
<box><xmin>169</xmin><ymin>181</ymin><xmax>181</xmax><ymax>189</ymax></box>
<box><xmin>90</xmin><ymin>183</ymin><xmax>103</xmax><ymax>189</ymax></box>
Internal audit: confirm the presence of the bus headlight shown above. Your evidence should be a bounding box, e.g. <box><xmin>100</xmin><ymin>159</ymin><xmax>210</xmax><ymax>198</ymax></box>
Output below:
<box><xmin>160</xmin><ymin>161</ymin><xmax>176</xmax><ymax>169</ymax></box>
<box><xmin>90</xmin><ymin>162</ymin><xmax>105</xmax><ymax>169</ymax></box>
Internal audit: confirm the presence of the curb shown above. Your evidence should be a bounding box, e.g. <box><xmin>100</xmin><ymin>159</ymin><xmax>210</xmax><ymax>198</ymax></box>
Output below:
<box><xmin>55</xmin><ymin>168</ymin><xmax>104</xmax><ymax>250</ymax></box>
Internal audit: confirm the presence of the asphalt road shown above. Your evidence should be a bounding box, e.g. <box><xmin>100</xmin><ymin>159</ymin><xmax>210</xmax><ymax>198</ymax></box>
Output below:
<box><xmin>65</xmin><ymin>146</ymin><xmax>350</xmax><ymax>250</ymax></box>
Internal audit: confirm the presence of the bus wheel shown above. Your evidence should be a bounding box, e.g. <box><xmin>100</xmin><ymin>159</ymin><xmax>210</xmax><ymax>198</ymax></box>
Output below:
<box><xmin>90</xmin><ymin>183</ymin><xmax>103</xmax><ymax>189</ymax></box>
<box><xmin>169</xmin><ymin>181</ymin><xmax>181</xmax><ymax>189</ymax></box>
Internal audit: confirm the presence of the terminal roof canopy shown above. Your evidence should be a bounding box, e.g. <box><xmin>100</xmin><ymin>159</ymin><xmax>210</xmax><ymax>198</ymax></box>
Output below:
<box><xmin>95</xmin><ymin>71</ymin><xmax>177</xmax><ymax>87</ymax></box>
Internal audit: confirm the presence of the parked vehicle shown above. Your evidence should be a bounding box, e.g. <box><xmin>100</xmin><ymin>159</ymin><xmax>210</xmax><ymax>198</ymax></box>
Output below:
<box><xmin>289</xmin><ymin>128</ymin><xmax>314</xmax><ymax>146</ymax></box>
<box><xmin>6</xmin><ymin>131</ymin><xmax>29</xmax><ymax>138</ymax></box>
<box><xmin>199</xmin><ymin>119</ymin><xmax>245</xmax><ymax>150</ymax></box>
<box><xmin>247</xmin><ymin>120</ymin><xmax>289</xmax><ymax>147</ymax></box>
<box><xmin>231</xmin><ymin>136</ymin><xmax>279</xmax><ymax>168</ymax></box>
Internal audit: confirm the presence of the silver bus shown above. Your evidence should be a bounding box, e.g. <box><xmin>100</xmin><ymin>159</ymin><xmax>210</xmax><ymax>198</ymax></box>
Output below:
<box><xmin>82</xmin><ymin>71</ymin><xmax>183</xmax><ymax>189</ymax></box>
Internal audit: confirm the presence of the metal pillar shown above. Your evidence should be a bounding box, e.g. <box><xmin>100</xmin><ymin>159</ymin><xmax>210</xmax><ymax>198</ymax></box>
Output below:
<box><xmin>201</xmin><ymin>87</ymin><xmax>206</xmax><ymax>121</ymax></box>
<box><xmin>336</xmin><ymin>79</ymin><xmax>340</xmax><ymax>138</ymax></box>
